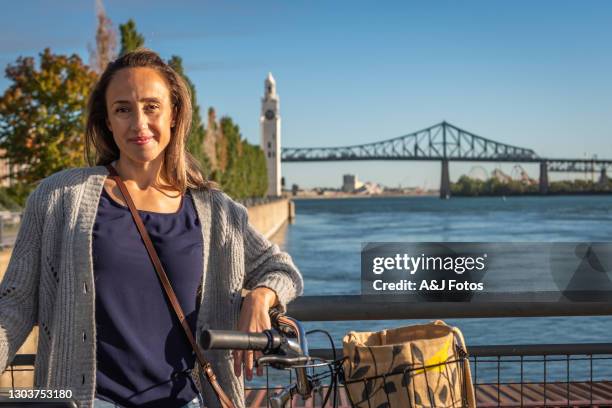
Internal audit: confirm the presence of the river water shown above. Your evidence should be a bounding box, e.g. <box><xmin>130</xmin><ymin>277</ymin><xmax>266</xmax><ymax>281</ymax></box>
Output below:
<box><xmin>262</xmin><ymin>195</ymin><xmax>612</xmax><ymax>383</ymax></box>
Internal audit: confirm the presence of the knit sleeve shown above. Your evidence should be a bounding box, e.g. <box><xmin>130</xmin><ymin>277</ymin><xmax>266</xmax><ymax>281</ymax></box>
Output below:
<box><xmin>241</xmin><ymin>206</ymin><xmax>304</xmax><ymax>312</ymax></box>
<box><xmin>0</xmin><ymin>186</ymin><xmax>43</xmax><ymax>373</ymax></box>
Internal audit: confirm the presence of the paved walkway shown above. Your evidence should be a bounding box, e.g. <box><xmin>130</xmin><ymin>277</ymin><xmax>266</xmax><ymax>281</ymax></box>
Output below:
<box><xmin>245</xmin><ymin>381</ymin><xmax>612</xmax><ymax>407</ymax></box>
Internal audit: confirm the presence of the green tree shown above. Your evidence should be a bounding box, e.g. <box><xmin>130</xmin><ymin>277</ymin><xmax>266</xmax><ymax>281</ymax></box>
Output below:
<box><xmin>243</xmin><ymin>143</ymin><xmax>268</xmax><ymax>196</ymax></box>
<box><xmin>167</xmin><ymin>55</ymin><xmax>210</xmax><ymax>176</ymax></box>
<box><xmin>119</xmin><ymin>19</ymin><xmax>144</xmax><ymax>55</ymax></box>
<box><xmin>217</xmin><ymin>116</ymin><xmax>267</xmax><ymax>199</ymax></box>
<box><xmin>0</xmin><ymin>187</ymin><xmax>22</xmax><ymax>210</ymax></box>
<box><xmin>218</xmin><ymin>117</ymin><xmax>241</xmax><ymax>197</ymax></box>
<box><xmin>451</xmin><ymin>175</ymin><xmax>483</xmax><ymax>196</ymax></box>
<box><xmin>0</xmin><ymin>48</ymin><xmax>98</xmax><ymax>198</ymax></box>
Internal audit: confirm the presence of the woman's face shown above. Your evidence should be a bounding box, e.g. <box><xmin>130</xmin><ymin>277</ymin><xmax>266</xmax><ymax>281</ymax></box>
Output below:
<box><xmin>105</xmin><ymin>67</ymin><xmax>174</xmax><ymax>165</ymax></box>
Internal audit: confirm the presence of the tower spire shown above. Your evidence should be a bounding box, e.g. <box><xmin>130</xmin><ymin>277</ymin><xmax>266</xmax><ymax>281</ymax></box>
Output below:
<box><xmin>265</xmin><ymin>72</ymin><xmax>277</xmax><ymax>99</ymax></box>
<box><xmin>261</xmin><ymin>73</ymin><xmax>281</xmax><ymax>196</ymax></box>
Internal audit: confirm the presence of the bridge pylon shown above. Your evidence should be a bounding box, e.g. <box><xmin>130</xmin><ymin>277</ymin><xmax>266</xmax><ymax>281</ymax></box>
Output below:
<box><xmin>440</xmin><ymin>159</ymin><xmax>450</xmax><ymax>199</ymax></box>
<box><xmin>539</xmin><ymin>161</ymin><xmax>548</xmax><ymax>195</ymax></box>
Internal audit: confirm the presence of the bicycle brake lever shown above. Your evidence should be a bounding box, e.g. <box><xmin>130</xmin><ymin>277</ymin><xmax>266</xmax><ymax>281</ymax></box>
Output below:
<box><xmin>257</xmin><ymin>355</ymin><xmax>311</xmax><ymax>369</ymax></box>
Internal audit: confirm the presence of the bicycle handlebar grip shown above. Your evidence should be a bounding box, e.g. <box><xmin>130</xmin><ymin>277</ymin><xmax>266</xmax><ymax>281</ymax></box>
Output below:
<box><xmin>201</xmin><ymin>330</ymin><xmax>280</xmax><ymax>351</ymax></box>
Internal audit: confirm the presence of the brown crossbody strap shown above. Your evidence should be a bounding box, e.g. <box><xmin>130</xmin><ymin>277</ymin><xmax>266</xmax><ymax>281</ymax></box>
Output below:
<box><xmin>105</xmin><ymin>164</ymin><xmax>235</xmax><ymax>408</ymax></box>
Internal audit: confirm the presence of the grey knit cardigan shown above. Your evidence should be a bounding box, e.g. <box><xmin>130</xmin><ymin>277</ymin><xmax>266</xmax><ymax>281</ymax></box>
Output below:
<box><xmin>0</xmin><ymin>166</ymin><xmax>303</xmax><ymax>408</ymax></box>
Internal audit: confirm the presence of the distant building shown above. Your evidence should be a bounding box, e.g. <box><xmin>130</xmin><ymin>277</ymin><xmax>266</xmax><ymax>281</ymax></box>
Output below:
<box><xmin>342</xmin><ymin>174</ymin><xmax>363</xmax><ymax>192</ymax></box>
<box><xmin>260</xmin><ymin>73</ymin><xmax>281</xmax><ymax>197</ymax></box>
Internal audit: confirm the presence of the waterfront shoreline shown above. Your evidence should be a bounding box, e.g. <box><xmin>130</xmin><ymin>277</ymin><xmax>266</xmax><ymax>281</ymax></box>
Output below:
<box><xmin>291</xmin><ymin>192</ymin><xmax>438</xmax><ymax>200</ymax></box>
<box><xmin>291</xmin><ymin>191</ymin><xmax>612</xmax><ymax>200</ymax></box>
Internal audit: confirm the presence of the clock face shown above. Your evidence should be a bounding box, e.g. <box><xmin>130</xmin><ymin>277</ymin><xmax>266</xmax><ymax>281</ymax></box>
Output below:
<box><xmin>265</xmin><ymin>110</ymin><xmax>275</xmax><ymax>120</ymax></box>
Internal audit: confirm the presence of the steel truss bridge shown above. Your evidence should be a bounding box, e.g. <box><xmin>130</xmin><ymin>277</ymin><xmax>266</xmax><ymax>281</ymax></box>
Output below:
<box><xmin>280</xmin><ymin>121</ymin><xmax>612</xmax><ymax>197</ymax></box>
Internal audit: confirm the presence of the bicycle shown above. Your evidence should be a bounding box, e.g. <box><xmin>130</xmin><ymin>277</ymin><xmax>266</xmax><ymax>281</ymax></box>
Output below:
<box><xmin>203</xmin><ymin>310</ymin><xmax>343</xmax><ymax>408</ymax></box>
<box><xmin>202</xmin><ymin>311</ymin><xmax>473</xmax><ymax>408</ymax></box>
<box><xmin>1</xmin><ymin>313</ymin><xmax>471</xmax><ymax>407</ymax></box>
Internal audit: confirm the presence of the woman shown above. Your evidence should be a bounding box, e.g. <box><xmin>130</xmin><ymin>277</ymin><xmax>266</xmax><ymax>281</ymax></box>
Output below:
<box><xmin>0</xmin><ymin>48</ymin><xmax>303</xmax><ymax>408</ymax></box>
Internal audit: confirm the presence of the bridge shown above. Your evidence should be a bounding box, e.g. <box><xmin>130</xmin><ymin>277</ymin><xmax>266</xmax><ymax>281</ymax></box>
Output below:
<box><xmin>281</xmin><ymin>121</ymin><xmax>612</xmax><ymax>198</ymax></box>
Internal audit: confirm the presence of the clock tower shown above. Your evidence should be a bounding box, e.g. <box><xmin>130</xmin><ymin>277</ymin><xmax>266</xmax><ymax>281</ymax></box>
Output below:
<box><xmin>261</xmin><ymin>72</ymin><xmax>281</xmax><ymax>197</ymax></box>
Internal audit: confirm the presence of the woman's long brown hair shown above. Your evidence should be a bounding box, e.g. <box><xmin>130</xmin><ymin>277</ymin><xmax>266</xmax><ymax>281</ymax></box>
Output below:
<box><xmin>85</xmin><ymin>47</ymin><xmax>211</xmax><ymax>192</ymax></box>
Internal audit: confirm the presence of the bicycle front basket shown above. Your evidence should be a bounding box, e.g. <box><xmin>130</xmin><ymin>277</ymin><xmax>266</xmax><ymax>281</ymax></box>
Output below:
<box><xmin>342</xmin><ymin>321</ymin><xmax>475</xmax><ymax>408</ymax></box>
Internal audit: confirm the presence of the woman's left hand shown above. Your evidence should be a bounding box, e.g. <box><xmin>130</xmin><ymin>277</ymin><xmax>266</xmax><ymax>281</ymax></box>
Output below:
<box><xmin>233</xmin><ymin>287</ymin><xmax>278</xmax><ymax>381</ymax></box>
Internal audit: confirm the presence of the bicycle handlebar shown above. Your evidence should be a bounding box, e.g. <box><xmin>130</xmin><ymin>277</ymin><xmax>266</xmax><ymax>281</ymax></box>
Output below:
<box><xmin>201</xmin><ymin>329</ymin><xmax>282</xmax><ymax>352</ymax></box>
<box><xmin>201</xmin><ymin>313</ymin><xmax>313</xmax><ymax>402</ymax></box>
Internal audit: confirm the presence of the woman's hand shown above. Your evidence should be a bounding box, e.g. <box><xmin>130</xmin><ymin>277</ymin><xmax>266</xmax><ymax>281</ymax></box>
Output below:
<box><xmin>233</xmin><ymin>287</ymin><xmax>278</xmax><ymax>381</ymax></box>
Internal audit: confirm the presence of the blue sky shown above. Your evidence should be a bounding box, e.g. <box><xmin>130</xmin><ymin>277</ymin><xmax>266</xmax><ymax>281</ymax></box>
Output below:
<box><xmin>1</xmin><ymin>1</ymin><xmax>612</xmax><ymax>188</ymax></box>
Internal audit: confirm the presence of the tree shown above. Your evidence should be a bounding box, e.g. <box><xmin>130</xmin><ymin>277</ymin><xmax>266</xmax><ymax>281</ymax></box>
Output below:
<box><xmin>167</xmin><ymin>55</ymin><xmax>210</xmax><ymax>176</ymax></box>
<box><xmin>217</xmin><ymin>116</ymin><xmax>267</xmax><ymax>199</ymax></box>
<box><xmin>88</xmin><ymin>0</ymin><xmax>117</xmax><ymax>74</ymax></box>
<box><xmin>119</xmin><ymin>19</ymin><xmax>144</xmax><ymax>55</ymax></box>
<box><xmin>0</xmin><ymin>48</ymin><xmax>98</xmax><ymax>193</ymax></box>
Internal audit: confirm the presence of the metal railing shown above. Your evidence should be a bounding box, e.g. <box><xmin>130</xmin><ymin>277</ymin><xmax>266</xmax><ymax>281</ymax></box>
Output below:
<box><xmin>5</xmin><ymin>348</ymin><xmax>612</xmax><ymax>406</ymax></box>
<box><xmin>3</xmin><ymin>295</ymin><xmax>612</xmax><ymax>406</ymax></box>
<box><xmin>470</xmin><ymin>348</ymin><xmax>612</xmax><ymax>407</ymax></box>
<box><xmin>287</xmin><ymin>295</ymin><xmax>612</xmax><ymax>320</ymax></box>
<box><xmin>285</xmin><ymin>295</ymin><xmax>612</xmax><ymax>407</ymax></box>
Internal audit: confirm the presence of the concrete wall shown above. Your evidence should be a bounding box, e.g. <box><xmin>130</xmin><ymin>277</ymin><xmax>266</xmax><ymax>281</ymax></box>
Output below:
<box><xmin>247</xmin><ymin>198</ymin><xmax>293</xmax><ymax>239</ymax></box>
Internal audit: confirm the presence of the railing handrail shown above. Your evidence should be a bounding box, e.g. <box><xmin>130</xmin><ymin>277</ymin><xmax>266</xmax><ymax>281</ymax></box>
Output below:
<box><xmin>8</xmin><ymin>343</ymin><xmax>612</xmax><ymax>367</ymax></box>
<box><xmin>287</xmin><ymin>295</ymin><xmax>612</xmax><ymax>321</ymax></box>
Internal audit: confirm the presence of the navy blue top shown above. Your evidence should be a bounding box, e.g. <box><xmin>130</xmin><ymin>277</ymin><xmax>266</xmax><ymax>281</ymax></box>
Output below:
<box><xmin>93</xmin><ymin>187</ymin><xmax>203</xmax><ymax>408</ymax></box>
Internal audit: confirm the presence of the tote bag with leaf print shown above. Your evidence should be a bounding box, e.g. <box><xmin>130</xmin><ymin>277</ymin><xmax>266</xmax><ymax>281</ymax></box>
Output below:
<box><xmin>342</xmin><ymin>321</ymin><xmax>476</xmax><ymax>408</ymax></box>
